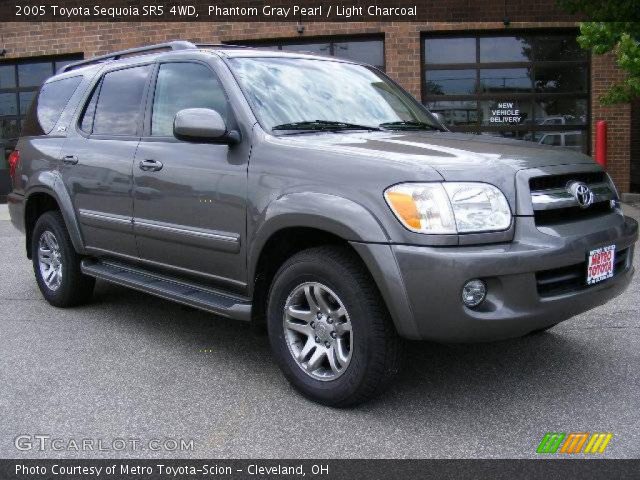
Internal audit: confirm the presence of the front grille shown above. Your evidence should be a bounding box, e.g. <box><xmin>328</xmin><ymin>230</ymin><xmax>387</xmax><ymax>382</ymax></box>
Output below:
<box><xmin>529</xmin><ymin>172</ymin><xmax>606</xmax><ymax>192</ymax></box>
<box><xmin>536</xmin><ymin>247</ymin><xmax>629</xmax><ymax>297</ymax></box>
<box><xmin>529</xmin><ymin>172</ymin><xmax>616</xmax><ymax>226</ymax></box>
<box><xmin>534</xmin><ymin>201</ymin><xmax>613</xmax><ymax>226</ymax></box>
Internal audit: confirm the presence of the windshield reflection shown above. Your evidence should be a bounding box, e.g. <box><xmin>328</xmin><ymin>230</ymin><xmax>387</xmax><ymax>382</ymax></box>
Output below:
<box><xmin>229</xmin><ymin>57</ymin><xmax>440</xmax><ymax>133</ymax></box>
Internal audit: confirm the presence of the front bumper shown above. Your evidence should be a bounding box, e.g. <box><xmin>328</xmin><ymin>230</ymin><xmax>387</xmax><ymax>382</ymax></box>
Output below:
<box><xmin>353</xmin><ymin>213</ymin><xmax>638</xmax><ymax>342</ymax></box>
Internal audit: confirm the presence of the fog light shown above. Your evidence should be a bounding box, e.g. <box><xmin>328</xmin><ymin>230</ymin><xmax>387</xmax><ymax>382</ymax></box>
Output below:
<box><xmin>462</xmin><ymin>279</ymin><xmax>486</xmax><ymax>307</ymax></box>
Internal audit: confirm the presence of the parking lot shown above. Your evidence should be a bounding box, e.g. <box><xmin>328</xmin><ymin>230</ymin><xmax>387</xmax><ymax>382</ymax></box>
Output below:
<box><xmin>1</xmin><ymin>203</ymin><xmax>639</xmax><ymax>459</ymax></box>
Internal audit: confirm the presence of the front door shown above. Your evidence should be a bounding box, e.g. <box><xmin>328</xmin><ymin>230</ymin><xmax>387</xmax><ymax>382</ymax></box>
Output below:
<box><xmin>132</xmin><ymin>61</ymin><xmax>248</xmax><ymax>289</ymax></box>
<box><xmin>61</xmin><ymin>64</ymin><xmax>153</xmax><ymax>257</ymax></box>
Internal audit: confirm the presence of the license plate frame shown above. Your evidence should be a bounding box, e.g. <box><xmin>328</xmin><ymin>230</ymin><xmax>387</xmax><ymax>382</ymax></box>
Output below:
<box><xmin>586</xmin><ymin>245</ymin><xmax>616</xmax><ymax>286</ymax></box>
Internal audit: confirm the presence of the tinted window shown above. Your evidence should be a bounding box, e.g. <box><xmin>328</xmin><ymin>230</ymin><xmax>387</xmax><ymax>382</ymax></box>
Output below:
<box><xmin>534</xmin><ymin>65</ymin><xmax>587</xmax><ymax>93</ymax></box>
<box><xmin>535</xmin><ymin>35</ymin><xmax>587</xmax><ymax>61</ymax></box>
<box><xmin>18</xmin><ymin>62</ymin><xmax>53</xmax><ymax>87</ymax></box>
<box><xmin>92</xmin><ymin>65</ymin><xmax>151</xmax><ymax>136</ymax></box>
<box><xmin>36</xmin><ymin>76</ymin><xmax>82</xmax><ymax>133</ymax></box>
<box><xmin>425</xmin><ymin>70</ymin><xmax>476</xmax><ymax>95</ymax></box>
<box><xmin>334</xmin><ymin>40</ymin><xmax>384</xmax><ymax>69</ymax></box>
<box><xmin>240</xmin><ymin>38</ymin><xmax>385</xmax><ymax>70</ymax></box>
<box><xmin>425</xmin><ymin>38</ymin><xmax>475</xmax><ymax>64</ymax></box>
<box><xmin>281</xmin><ymin>43</ymin><xmax>331</xmax><ymax>55</ymax></box>
<box><xmin>479</xmin><ymin>68</ymin><xmax>532</xmax><ymax>93</ymax></box>
<box><xmin>0</xmin><ymin>93</ymin><xmax>17</xmax><ymax>116</ymax></box>
<box><xmin>19</xmin><ymin>91</ymin><xmax>36</xmax><ymax>115</ymax></box>
<box><xmin>151</xmin><ymin>63</ymin><xmax>227</xmax><ymax>137</ymax></box>
<box><xmin>0</xmin><ymin>65</ymin><xmax>16</xmax><ymax>89</ymax></box>
<box><xmin>535</xmin><ymin>98</ymin><xmax>587</xmax><ymax>125</ymax></box>
<box><xmin>480</xmin><ymin>37</ymin><xmax>531</xmax><ymax>62</ymax></box>
<box><xmin>425</xmin><ymin>100</ymin><xmax>478</xmax><ymax>126</ymax></box>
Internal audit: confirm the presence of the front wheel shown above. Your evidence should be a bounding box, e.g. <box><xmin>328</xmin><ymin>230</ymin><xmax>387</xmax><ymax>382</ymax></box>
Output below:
<box><xmin>267</xmin><ymin>246</ymin><xmax>402</xmax><ymax>407</ymax></box>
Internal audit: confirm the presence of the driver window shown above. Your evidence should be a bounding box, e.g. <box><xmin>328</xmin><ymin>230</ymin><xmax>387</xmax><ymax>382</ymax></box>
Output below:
<box><xmin>151</xmin><ymin>62</ymin><xmax>228</xmax><ymax>137</ymax></box>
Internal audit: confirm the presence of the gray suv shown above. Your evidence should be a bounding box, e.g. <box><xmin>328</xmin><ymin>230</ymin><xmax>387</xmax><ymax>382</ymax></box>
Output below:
<box><xmin>7</xmin><ymin>41</ymin><xmax>638</xmax><ymax>406</ymax></box>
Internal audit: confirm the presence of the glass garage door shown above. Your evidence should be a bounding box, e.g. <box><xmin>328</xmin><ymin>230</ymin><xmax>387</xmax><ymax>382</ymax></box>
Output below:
<box><xmin>422</xmin><ymin>32</ymin><xmax>589</xmax><ymax>153</ymax></box>
<box><xmin>0</xmin><ymin>55</ymin><xmax>81</xmax><ymax>197</ymax></box>
<box><xmin>233</xmin><ymin>37</ymin><xmax>385</xmax><ymax>71</ymax></box>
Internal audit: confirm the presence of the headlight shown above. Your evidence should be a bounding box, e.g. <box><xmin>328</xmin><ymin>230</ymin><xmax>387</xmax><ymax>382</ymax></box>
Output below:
<box><xmin>384</xmin><ymin>182</ymin><xmax>511</xmax><ymax>234</ymax></box>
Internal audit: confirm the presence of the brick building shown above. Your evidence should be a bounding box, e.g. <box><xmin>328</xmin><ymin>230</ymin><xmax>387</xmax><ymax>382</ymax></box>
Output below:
<box><xmin>1</xmin><ymin>20</ymin><xmax>638</xmax><ymax>198</ymax></box>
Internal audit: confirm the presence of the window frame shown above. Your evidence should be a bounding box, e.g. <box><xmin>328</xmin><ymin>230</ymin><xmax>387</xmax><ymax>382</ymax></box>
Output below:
<box><xmin>421</xmin><ymin>28</ymin><xmax>591</xmax><ymax>152</ymax></box>
<box><xmin>76</xmin><ymin>62</ymin><xmax>155</xmax><ymax>141</ymax></box>
<box><xmin>141</xmin><ymin>59</ymin><xmax>234</xmax><ymax>142</ymax></box>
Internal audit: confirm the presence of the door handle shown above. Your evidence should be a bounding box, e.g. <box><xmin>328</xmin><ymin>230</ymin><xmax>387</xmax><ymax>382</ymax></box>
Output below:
<box><xmin>138</xmin><ymin>159</ymin><xmax>163</xmax><ymax>172</ymax></box>
<box><xmin>62</xmin><ymin>155</ymin><xmax>78</xmax><ymax>165</ymax></box>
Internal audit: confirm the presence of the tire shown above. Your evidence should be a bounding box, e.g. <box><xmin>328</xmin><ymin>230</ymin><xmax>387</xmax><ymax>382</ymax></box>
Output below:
<box><xmin>31</xmin><ymin>211</ymin><xmax>95</xmax><ymax>307</ymax></box>
<box><xmin>267</xmin><ymin>246</ymin><xmax>402</xmax><ymax>407</ymax></box>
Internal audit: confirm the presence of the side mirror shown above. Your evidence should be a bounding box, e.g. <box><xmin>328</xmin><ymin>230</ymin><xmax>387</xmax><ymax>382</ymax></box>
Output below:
<box><xmin>173</xmin><ymin>108</ymin><xmax>240</xmax><ymax>144</ymax></box>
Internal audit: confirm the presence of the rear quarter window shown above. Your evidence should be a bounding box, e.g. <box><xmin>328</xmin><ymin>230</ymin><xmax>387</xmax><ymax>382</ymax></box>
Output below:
<box><xmin>22</xmin><ymin>76</ymin><xmax>82</xmax><ymax>136</ymax></box>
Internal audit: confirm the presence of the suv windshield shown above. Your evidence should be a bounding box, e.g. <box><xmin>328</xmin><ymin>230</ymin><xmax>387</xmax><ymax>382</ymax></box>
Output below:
<box><xmin>228</xmin><ymin>57</ymin><xmax>442</xmax><ymax>133</ymax></box>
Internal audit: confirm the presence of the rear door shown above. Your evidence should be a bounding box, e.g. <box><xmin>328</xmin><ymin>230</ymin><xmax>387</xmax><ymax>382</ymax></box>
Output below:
<box><xmin>61</xmin><ymin>64</ymin><xmax>153</xmax><ymax>257</ymax></box>
<box><xmin>132</xmin><ymin>61</ymin><xmax>248</xmax><ymax>289</ymax></box>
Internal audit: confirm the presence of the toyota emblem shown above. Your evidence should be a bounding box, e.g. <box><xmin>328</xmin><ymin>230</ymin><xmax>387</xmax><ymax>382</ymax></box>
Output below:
<box><xmin>567</xmin><ymin>181</ymin><xmax>594</xmax><ymax>209</ymax></box>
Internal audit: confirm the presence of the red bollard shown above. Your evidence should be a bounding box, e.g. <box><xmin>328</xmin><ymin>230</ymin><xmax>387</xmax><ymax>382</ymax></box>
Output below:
<box><xmin>595</xmin><ymin>120</ymin><xmax>607</xmax><ymax>169</ymax></box>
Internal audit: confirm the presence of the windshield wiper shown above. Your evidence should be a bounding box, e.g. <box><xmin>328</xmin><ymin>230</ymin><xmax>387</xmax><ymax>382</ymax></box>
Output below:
<box><xmin>272</xmin><ymin>120</ymin><xmax>381</xmax><ymax>132</ymax></box>
<box><xmin>379</xmin><ymin>120</ymin><xmax>440</xmax><ymax>131</ymax></box>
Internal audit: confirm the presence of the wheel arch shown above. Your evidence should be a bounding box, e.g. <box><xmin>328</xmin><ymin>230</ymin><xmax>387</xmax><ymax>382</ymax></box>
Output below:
<box><xmin>249</xmin><ymin>192</ymin><xmax>389</xmax><ymax>279</ymax></box>
<box><xmin>24</xmin><ymin>174</ymin><xmax>85</xmax><ymax>258</ymax></box>
<box><xmin>248</xmin><ymin>194</ymin><xmax>396</xmax><ymax>329</ymax></box>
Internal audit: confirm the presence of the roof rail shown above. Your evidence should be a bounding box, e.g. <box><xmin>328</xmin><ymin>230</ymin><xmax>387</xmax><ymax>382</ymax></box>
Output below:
<box><xmin>195</xmin><ymin>43</ymin><xmax>249</xmax><ymax>49</ymax></box>
<box><xmin>59</xmin><ymin>41</ymin><xmax>197</xmax><ymax>73</ymax></box>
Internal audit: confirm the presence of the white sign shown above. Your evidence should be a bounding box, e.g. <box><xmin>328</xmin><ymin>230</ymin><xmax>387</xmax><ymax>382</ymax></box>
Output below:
<box><xmin>490</xmin><ymin>102</ymin><xmax>521</xmax><ymax>124</ymax></box>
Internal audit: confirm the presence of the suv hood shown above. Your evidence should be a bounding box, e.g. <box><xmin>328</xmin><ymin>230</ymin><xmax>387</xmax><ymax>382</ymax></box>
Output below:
<box><xmin>274</xmin><ymin>130</ymin><xmax>595</xmax><ymax>179</ymax></box>
<box><xmin>268</xmin><ymin>130</ymin><xmax>599</xmax><ymax>215</ymax></box>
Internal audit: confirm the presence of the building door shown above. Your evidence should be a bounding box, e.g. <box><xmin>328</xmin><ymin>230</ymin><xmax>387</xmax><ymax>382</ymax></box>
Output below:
<box><xmin>422</xmin><ymin>31</ymin><xmax>590</xmax><ymax>153</ymax></box>
<box><xmin>0</xmin><ymin>55</ymin><xmax>81</xmax><ymax>200</ymax></box>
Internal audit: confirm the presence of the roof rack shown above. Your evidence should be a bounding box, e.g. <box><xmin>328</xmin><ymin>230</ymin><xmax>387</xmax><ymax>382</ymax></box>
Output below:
<box><xmin>59</xmin><ymin>41</ymin><xmax>197</xmax><ymax>73</ymax></box>
<box><xmin>195</xmin><ymin>43</ymin><xmax>249</xmax><ymax>49</ymax></box>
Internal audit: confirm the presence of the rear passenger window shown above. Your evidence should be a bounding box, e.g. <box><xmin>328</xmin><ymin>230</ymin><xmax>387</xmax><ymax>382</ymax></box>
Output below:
<box><xmin>28</xmin><ymin>76</ymin><xmax>82</xmax><ymax>134</ymax></box>
<box><xmin>151</xmin><ymin>62</ymin><xmax>228</xmax><ymax>137</ymax></box>
<box><xmin>86</xmin><ymin>65</ymin><xmax>151</xmax><ymax>136</ymax></box>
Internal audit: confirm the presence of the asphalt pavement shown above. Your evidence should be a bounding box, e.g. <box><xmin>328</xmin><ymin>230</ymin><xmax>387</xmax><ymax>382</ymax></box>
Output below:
<box><xmin>0</xmin><ymin>203</ymin><xmax>638</xmax><ymax>459</ymax></box>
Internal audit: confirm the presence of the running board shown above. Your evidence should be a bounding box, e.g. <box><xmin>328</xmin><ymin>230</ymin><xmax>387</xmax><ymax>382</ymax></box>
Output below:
<box><xmin>80</xmin><ymin>259</ymin><xmax>251</xmax><ymax>321</ymax></box>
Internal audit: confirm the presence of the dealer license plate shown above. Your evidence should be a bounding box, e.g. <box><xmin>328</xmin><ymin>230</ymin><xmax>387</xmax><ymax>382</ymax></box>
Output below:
<box><xmin>586</xmin><ymin>245</ymin><xmax>616</xmax><ymax>285</ymax></box>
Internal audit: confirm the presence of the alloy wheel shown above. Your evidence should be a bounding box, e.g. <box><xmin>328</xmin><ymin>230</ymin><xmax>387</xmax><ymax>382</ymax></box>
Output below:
<box><xmin>283</xmin><ymin>282</ymin><xmax>353</xmax><ymax>381</ymax></box>
<box><xmin>38</xmin><ymin>230</ymin><xmax>63</xmax><ymax>291</ymax></box>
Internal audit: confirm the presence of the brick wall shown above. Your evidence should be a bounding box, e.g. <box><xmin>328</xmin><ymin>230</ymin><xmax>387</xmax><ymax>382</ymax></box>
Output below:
<box><xmin>630</xmin><ymin>99</ymin><xmax>640</xmax><ymax>192</ymax></box>
<box><xmin>590</xmin><ymin>52</ymin><xmax>631</xmax><ymax>192</ymax></box>
<box><xmin>0</xmin><ymin>20</ymin><xmax>635</xmax><ymax>192</ymax></box>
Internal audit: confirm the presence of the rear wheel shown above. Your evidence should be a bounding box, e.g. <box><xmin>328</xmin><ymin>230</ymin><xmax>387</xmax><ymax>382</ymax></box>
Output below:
<box><xmin>267</xmin><ymin>246</ymin><xmax>402</xmax><ymax>407</ymax></box>
<box><xmin>32</xmin><ymin>211</ymin><xmax>95</xmax><ymax>307</ymax></box>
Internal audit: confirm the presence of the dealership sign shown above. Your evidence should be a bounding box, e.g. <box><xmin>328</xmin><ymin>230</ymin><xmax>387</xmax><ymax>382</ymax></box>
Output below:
<box><xmin>490</xmin><ymin>102</ymin><xmax>521</xmax><ymax>124</ymax></box>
